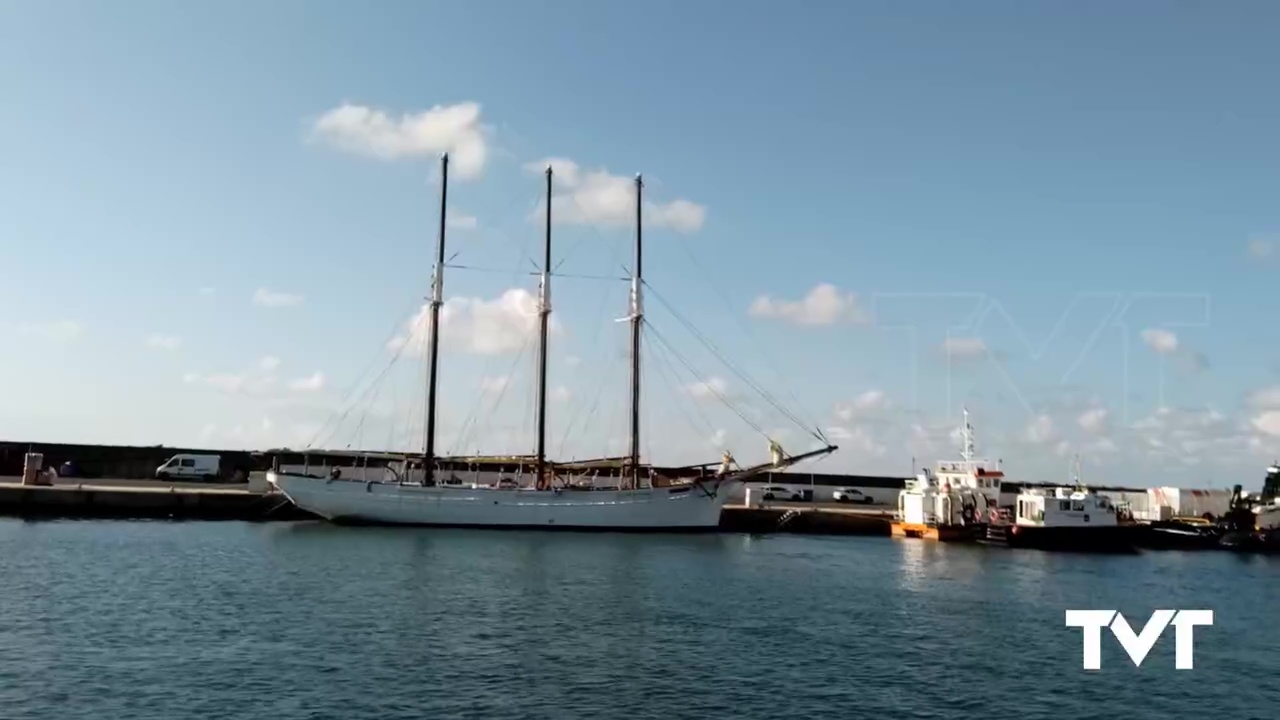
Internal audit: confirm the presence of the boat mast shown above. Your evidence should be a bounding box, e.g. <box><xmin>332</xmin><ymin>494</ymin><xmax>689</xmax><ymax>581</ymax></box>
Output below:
<box><xmin>628</xmin><ymin>174</ymin><xmax>644</xmax><ymax>490</ymax></box>
<box><xmin>535</xmin><ymin>165</ymin><xmax>553</xmax><ymax>489</ymax></box>
<box><xmin>423</xmin><ymin>152</ymin><xmax>449</xmax><ymax>482</ymax></box>
<box><xmin>961</xmin><ymin>406</ymin><xmax>975</xmax><ymax>462</ymax></box>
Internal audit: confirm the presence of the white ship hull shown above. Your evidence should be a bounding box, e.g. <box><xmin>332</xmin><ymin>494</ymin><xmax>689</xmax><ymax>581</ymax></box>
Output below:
<box><xmin>267</xmin><ymin>471</ymin><xmax>738</xmax><ymax>530</ymax></box>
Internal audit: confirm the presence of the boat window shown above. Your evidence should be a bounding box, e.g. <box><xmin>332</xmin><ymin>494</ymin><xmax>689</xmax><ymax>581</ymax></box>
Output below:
<box><xmin>1059</xmin><ymin>500</ymin><xmax>1070</xmax><ymax>511</ymax></box>
<box><xmin>1071</xmin><ymin>501</ymin><xmax>1084</xmax><ymax>512</ymax></box>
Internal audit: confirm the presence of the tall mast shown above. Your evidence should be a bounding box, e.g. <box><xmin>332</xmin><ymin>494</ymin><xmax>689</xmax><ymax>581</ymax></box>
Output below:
<box><xmin>423</xmin><ymin>152</ymin><xmax>449</xmax><ymax>482</ymax></box>
<box><xmin>535</xmin><ymin>166</ymin><xmax>553</xmax><ymax>489</ymax></box>
<box><xmin>961</xmin><ymin>406</ymin><xmax>974</xmax><ymax>462</ymax></box>
<box><xmin>628</xmin><ymin>174</ymin><xmax>644</xmax><ymax>489</ymax></box>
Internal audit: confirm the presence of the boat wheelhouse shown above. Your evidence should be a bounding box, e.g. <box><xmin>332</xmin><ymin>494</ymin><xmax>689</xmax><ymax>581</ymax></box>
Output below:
<box><xmin>891</xmin><ymin>409</ymin><xmax>1004</xmax><ymax>542</ymax></box>
<box><xmin>985</xmin><ymin>484</ymin><xmax>1141</xmax><ymax>552</ymax></box>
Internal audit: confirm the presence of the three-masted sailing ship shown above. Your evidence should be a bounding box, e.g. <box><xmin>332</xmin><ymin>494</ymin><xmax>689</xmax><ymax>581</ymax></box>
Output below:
<box><xmin>267</xmin><ymin>153</ymin><xmax>837</xmax><ymax>529</ymax></box>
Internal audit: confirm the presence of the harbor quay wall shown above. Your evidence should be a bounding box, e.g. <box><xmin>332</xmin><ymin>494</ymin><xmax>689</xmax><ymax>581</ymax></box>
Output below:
<box><xmin>0</xmin><ymin>476</ymin><xmax>314</xmax><ymax>521</ymax></box>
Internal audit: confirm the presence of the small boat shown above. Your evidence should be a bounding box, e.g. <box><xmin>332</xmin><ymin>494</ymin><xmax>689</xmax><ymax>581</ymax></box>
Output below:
<box><xmin>890</xmin><ymin>408</ymin><xmax>1004</xmax><ymax>542</ymax></box>
<box><xmin>1141</xmin><ymin>520</ymin><xmax>1222</xmax><ymax>551</ymax></box>
<box><xmin>268</xmin><ymin>154</ymin><xmax>837</xmax><ymax>530</ymax></box>
<box><xmin>985</xmin><ymin>484</ymin><xmax>1141</xmax><ymax>553</ymax></box>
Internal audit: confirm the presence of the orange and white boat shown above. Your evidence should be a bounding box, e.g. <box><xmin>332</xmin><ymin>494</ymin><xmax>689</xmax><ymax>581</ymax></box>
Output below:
<box><xmin>891</xmin><ymin>408</ymin><xmax>1005</xmax><ymax>542</ymax></box>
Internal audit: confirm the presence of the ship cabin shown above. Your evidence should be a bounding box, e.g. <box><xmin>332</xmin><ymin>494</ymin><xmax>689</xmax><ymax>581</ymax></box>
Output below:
<box><xmin>1013</xmin><ymin>487</ymin><xmax>1120</xmax><ymax>528</ymax></box>
<box><xmin>932</xmin><ymin>459</ymin><xmax>1003</xmax><ymax>496</ymax></box>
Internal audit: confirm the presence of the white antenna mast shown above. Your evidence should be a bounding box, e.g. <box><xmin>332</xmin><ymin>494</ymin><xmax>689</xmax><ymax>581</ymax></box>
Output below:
<box><xmin>961</xmin><ymin>407</ymin><xmax>976</xmax><ymax>462</ymax></box>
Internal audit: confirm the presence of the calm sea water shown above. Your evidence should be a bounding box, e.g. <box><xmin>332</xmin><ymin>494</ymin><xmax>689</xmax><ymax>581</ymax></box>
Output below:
<box><xmin>1</xmin><ymin>519</ymin><xmax>1277</xmax><ymax>719</ymax></box>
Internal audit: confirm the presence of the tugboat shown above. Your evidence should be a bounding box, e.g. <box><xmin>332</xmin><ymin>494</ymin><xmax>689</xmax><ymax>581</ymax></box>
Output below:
<box><xmin>891</xmin><ymin>408</ymin><xmax>1004</xmax><ymax>542</ymax></box>
<box><xmin>984</xmin><ymin>458</ymin><xmax>1141</xmax><ymax>552</ymax></box>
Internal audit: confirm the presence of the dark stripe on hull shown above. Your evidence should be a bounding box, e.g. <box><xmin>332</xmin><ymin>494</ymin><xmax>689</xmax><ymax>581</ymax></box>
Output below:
<box><xmin>1002</xmin><ymin>525</ymin><xmax>1142</xmax><ymax>553</ymax></box>
<box><xmin>326</xmin><ymin>515</ymin><xmax>725</xmax><ymax>534</ymax></box>
<box><xmin>1219</xmin><ymin>530</ymin><xmax>1280</xmax><ymax>554</ymax></box>
<box><xmin>1138</xmin><ymin>523</ymin><xmax>1222</xmax><ymax>551</ymax></box>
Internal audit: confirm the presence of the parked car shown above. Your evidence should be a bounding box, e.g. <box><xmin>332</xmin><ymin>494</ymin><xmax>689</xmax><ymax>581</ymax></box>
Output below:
<box><xmin>155</xmin><ymin>453</ymin><xmax>222</xmax><ymax>481</ymax></box>
<box><xmin>760</xmin><ymin>485</ymin><xmax>804</xmax><ymax>501</ymax></box>
<box><xmin>833</xmin><ymin>488</ymin><xmax>874</xmax><ymax>504</ymax></box>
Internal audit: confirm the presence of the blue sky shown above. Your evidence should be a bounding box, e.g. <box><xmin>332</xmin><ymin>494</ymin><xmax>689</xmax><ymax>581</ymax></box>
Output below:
<box><xmin>3</xmin><ymin>1</ymin><xmax>1280</xmax><ymax>487</ymax></box>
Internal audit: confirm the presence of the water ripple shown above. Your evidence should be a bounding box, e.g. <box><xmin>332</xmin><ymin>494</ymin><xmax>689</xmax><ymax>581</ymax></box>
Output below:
<box><xmin>0</xmin><ymin>520</ymin><xmax>1277</xmax><ymax>719</ymax></box>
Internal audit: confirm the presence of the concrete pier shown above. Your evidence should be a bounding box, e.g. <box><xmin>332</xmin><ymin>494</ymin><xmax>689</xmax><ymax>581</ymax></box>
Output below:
<box><xmin>0</xmin><ymin>476</ymin><xmax>314</xmax><ymax>521</ymax></box>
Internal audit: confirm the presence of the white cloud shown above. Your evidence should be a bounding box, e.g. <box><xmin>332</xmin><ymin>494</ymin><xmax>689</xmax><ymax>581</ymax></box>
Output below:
<box><xmin>1251</xmin><ymin>411</ymin><xmax>1280</xmax><ymax>438</ymax></box>
<box><xmin>478</xmin><ymin>375</ymin><xmax>510</xmax><ymax>394</ymax></box>
<box><xmin>447</xmin><ymin>213</ymin><xmax>478</xmax><ymax>230</ymax></box>
<box><xmin>835</xmin><ymin>390</ymin><xmax>889</xmax><ymax>420</ymax></box>
<box><xmin>198</xmin><ymin>287</ymin><xmax>215</xmax><ymax>296</ymax></box>
<box><xmin>748</xmin><ymin>283</ymin><xmax>869</xmax><ymax>326</ymax></box>
<box><xmin>253</xmin><ymin>288</ymin><xmax>304</xmax><ymax>308</ymax></box>
<box><xmin>186</xmin><ymin>372</ymin><xmax>250</xmax><ymax>393</ymax></box>
<box><xmin>1247</xmin><ymin>386</ymin><xmax>1280</xmax><ymax>410</ymax></box>
<box><xmin>184</xmin><ymin>355</ymin><xmax>282</xmax><ymax>395</ymax></box>
<box><xmin>1087</xmin><ymin>437</ymin><xmax>1120</xmax><ymax>455</ymax></box>
<box><xmin>18</xmin><ymin>320</ymin><xmax>83</xmax><ymax>343</ymax></box>
<box><xmin>1140</xmin><ymin>328</ymin><xmax>1178</xmax><ymax>354</ymax></box>
<box><xmin>1077</xmin><ymin>407</ymin><xmax>1109</xmax><ymax>434</ymax></box>
<box><xmin>551</xmin><ymin>385</ymin><xmax>571</xmax><ymax>403</ymax></box>
<box><xmin>523</xmin><ymin>158</ymin><xmax>706</xmax><ymax>232</ymax></box>
<box><xmin>289</xmin><ymin>371</ymin><xmax>325</xmax><ymax>392</ymax></box>
<box><xmin>1128</xmin><ymin>406</ymin><xmax>1246</xmax><ymax>465</ymax></box>
<box><xmin>564</xmin><ymin>355</ymin><xmax>582</xmax><ymax>367</ymax></box>
<box><xmin>310</xmin><ymin>101</ymin><xmax>488</xmax><ymax>179</ymax></box>
<box><xmin>1247</xmin><ymin>237</ymin><xmax>1273</xmax><ymax>259</ymax></box>
<box><xmin>145</xmin><ymin>334</ymin><xmax>182</xmax><ymax>351</ymax></box>
<box><xmin>709</xmin><ymin>428</ymin><xmax>727</xmax><ymax>447</ymax></box>
<box><xmin>1022</xmin><ymin>414</ymin><xmax>1056</xmax><ymax>445</ymax></box>
<box><xmin>853</xmin><ymin>389</ymin><xmax>888</xmax><ymax>411</ymax></box>
<box><xmin>685</xmin><ymin>376</ymin><xmax>728</xmax><ymax>399</ymax></box>
<box><xmin>389</xmin><ymin>288</ymin><xmax>558</xmax><ymax>356</ymax></box>
<box><xmin>198</xmin><ymin>418</ymin><xmax>320</xmax><ymax>451</ymax></box>
<box><xmin>823</xmin><ymin>425</ymin><xmax>887</xmax><ymax>457</ymax></box>
<box><xmin>942</xmin><ymin>337</ymin><xmax>987</xmax><ymax>358</ymax></box>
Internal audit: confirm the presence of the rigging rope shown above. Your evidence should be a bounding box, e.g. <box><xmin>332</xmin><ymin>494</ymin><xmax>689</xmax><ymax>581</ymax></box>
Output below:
<box><xmin>312</xmin><ymin>327</ymin><xmax>413</xmax><ymax>451</ymax></box>
<box><xmin>643</xmin><ymin>282</ymin><xmax>826</xmax><ymax>444</ymax></box>
<box><xmin>451</xmin><ymin>330</ymin><xmax>534</xmax><ymax>456</ymax></box>
<box><xmin>668</xmin><ymin>234</ymin><xmax>825</xmax><ymax>435</ymax></box>
<box><xmin>306</xmin><ymin>293</ymin><xmax>425</xmax><ymax>450</ymax></box>
<box><xmin>644</xmin><ymin>320</ymin><xmax>770</xmax><ymax>439</ymax></box>
<box><xmin>646</xmin><ymin>330</ymin><xmax>721</xmax><ymax>445</ymax></box>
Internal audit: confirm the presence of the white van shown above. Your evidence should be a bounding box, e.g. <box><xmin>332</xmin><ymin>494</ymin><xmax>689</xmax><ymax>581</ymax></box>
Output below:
<box><xmin>156</xmin><ymin>454</ymin><xmax>222</xmax><ymax>481</ymax></box>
